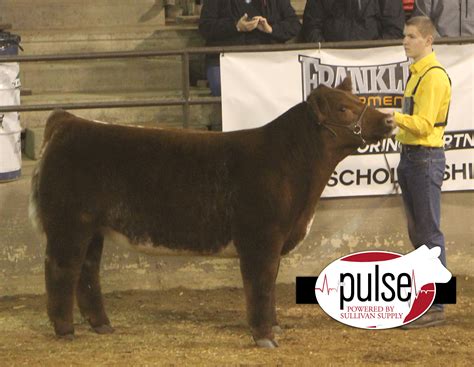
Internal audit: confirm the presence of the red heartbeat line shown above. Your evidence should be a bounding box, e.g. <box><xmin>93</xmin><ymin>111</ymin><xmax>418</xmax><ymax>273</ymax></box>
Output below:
<box><xmin>315</xmin><ymin>274</ymin><xmax>339</xmax><ymax>295</ymax></box>
<box><xmin>314</xmin><ymin>270</ymin><xmax>436</xmax><ymax>301</ymax></box>
<box><xmin>407</xmin><ymin>269</ymin><xmax>435</xmax><ymax>307</ymax></box>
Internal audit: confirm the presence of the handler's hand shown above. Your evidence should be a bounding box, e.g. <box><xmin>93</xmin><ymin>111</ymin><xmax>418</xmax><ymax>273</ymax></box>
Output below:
<box><xmin>236</xmin><ymin>13</ymin><xmax>259</xmax><ymax>32</ymax></box>
<box><xmin>378</xmin><ymin>108</ymin><xmax>395</xmax><ymax>115</ymax></box>
<box><xmin>255</xmin><ymin>16</ymin><xmax>273</xmax><ymax>34</ymax></box>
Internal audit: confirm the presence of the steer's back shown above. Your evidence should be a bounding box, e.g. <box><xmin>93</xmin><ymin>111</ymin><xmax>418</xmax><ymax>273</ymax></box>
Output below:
<box><xmin>30</xmin><ymin>110</ymin><xmax>245</xmax><ymax>254</ymax></box>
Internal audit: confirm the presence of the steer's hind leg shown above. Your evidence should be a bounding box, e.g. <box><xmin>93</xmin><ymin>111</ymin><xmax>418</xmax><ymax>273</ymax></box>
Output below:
<box><xmin>271</xmin><ymin>258</ymin><xmax>282</xmax><ymax>334</ymax></box>
<box><xmin>238</xmin><ymin>235</ymin><xmax>283</xmax><ymax>349</ymax></box>
<box><xmin>76</xmin><ymin>233</ymin><xmax>114</xmax><ymax>334</ymax></box>
<box><xmin>45</xmin><ymin>228</ymin><xmax>91</xmax><ymax>339</ymax></box>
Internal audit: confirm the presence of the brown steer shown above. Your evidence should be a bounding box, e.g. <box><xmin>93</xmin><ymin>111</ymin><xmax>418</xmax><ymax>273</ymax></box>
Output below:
<box><xmin>29</xmin><ymin>77</ymin><xmax>395</xmax><ymax>348</ymax></box>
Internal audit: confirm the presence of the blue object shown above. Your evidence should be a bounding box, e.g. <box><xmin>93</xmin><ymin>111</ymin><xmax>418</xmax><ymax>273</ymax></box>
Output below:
<box><xmin>397</xmin><ymin>145</ymin><xmax>446</xmax><ymax>309</ymax></box>
<box><xmin>0</xmin><ymin>32</ymin><xmax>21</xmax><ymax>55</ymax></box>
<box><xmin>206</xmin><ymin>65</ymin><xmax>221</xmax><ymax>97</ymax></box>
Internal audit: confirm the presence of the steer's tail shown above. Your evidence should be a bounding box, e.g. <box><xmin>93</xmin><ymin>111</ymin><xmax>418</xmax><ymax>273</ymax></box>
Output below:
<box><xmin>29</xmin><ymin>109</ymin><xmax>71</xmax><ymax>233</ymax></box>
<box><xmin>29</xmin><ymin>161</ymin><xmax>43</xmax><ymax>233</ymax></box>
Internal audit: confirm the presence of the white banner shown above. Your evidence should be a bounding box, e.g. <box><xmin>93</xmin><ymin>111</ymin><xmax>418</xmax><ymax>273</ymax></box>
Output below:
<box><xmin>0</xmin><ymin>62</ymin><xmax>21</xmax><ymax>179</ymax></box>
<box><xmin>221</xmin><ymin>44</ymin><xmax>474</xmax><ymax>197</ymax></box>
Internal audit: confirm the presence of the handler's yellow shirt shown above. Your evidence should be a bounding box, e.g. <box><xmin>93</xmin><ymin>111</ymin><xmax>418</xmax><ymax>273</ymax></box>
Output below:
<box><xmin>394</xmin><ymin>52</ymin><xmax>451</xmax><ymax>147</ymax></box>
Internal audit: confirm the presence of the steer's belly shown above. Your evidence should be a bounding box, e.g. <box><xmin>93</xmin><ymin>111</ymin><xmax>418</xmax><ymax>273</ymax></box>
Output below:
<box><xmin>103</xmin><ymin>228</ymin><xmax>239</xmax><ymax>258</ymax></box>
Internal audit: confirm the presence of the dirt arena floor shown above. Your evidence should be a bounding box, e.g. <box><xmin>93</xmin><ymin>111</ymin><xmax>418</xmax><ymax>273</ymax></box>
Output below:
<box><xmin>0</xmin><ymin>277</ymin><xmax>472</xmax><ymax>366</ymax></box>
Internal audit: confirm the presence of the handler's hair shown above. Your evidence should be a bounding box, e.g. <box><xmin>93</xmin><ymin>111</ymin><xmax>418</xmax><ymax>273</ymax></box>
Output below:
<box><xmin>406</xmin><ymin>16</ymin><xmax>436</xmax><ymax>38</ymax></box>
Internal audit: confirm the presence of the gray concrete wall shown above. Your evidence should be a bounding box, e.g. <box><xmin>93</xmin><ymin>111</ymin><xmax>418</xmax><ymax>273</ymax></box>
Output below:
<box><xmin>1</xmin><ymin>159</ymin><xmax>472</xmax><ymax>296</ymax></box>
<box><xmin>0</xmin><ymin>0</ymin><xmax>166</xmax><ymax>30</ymax></box>
<box><xmin>3</xmin><ymin>1</ymin><xmax>207</xmax><ymax>130</ymax></box>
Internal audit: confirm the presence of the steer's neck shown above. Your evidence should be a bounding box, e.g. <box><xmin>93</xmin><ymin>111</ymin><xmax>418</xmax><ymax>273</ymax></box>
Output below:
<box><xmin>267</xmin><ymin>102</ymin><xmax>359</xmax><ymax>196</ymax></box>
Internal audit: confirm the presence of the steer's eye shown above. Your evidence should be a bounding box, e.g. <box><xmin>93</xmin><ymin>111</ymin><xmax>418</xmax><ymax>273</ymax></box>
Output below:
<box><xmin>339</xmin><ymin>106</ymin><xmax>347</xmax><ymax>112</ymax></box>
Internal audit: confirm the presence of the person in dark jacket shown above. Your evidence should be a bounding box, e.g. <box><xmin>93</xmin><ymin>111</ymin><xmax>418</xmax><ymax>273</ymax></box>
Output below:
<box><xmin>199</xmin><ymin>0</ymin><xmax>301</xmax><ymax>96</ymax></box>
<box><xmin>412</xmin><ymin>0</ymin><xmax>474</xmax><ymax>37</ymax></box>
<box><xmin>302</xmin><ymin>0</ymin><xmax>404</xmax><ymax>42</ymax></box>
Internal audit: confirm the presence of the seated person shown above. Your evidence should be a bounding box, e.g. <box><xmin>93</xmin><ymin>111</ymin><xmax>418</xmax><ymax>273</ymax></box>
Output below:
<box><xmin>412</xmin><ymin>0</ymin><xmax>474</xmax><ymax>37</ymax></box>
<box><xmin>302</xmin><ymin>0</ymin><xmax>404</xmax><ymax>42</ymax></box>
<box><xmin>199</xmin><ymin>0</ymin><xmax>301</xmax><ymax>96</ymax></box>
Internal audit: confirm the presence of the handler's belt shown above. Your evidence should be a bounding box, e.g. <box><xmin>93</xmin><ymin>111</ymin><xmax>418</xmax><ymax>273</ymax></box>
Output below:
<box><xmin>401</xmin><ymin>144</ymin><xmax>444</xmax><ymax>153</ymax></box>
<box><xmin>402</xmin><ymin>66</ymin><xmax>451</xmax><ymax>127</ymax></box>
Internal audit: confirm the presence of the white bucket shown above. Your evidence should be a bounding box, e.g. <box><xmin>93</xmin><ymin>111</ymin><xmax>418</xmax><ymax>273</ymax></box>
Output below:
<box><xmin>0</xmin><ymin>62</ymin><xmax>21</xmax><ymax>182</ymax></box>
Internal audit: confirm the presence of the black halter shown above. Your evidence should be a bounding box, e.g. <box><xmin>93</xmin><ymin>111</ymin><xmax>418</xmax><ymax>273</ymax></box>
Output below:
<box><xmin>306</xmin><ymin>102</ymin><xmax>369</xmax><ymax>146</ymax></box>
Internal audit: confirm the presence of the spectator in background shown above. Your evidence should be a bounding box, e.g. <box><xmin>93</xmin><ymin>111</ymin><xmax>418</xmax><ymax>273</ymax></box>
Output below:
<box><xmin>302</xmin><ymin>0</ymin><xmax>404</xmax><ymax>42</ymax></box>
<box><xmin>199</xmin><ymin>0</ymin><xmax>301</xmax><ymax>96</ymax></box>
<box><xmin>412</xmin><ymin>0</ymin><xmax>474</xmax><ymax>37</ymax></box>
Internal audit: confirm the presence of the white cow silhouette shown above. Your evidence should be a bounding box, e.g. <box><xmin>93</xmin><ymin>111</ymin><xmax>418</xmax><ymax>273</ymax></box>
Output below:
<box><xmin>381</xmin><ymin>245</ymin><xmax>451</xmax><ymax>306</ymax></box>
<box><xmin>397</xmin><ymin>245</ymin><xmax>452</xmax><ymax>285</ymax></box>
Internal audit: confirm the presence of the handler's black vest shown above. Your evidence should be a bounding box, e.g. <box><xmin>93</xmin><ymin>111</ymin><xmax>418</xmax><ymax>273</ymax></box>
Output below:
<box><xmin>402</xmin><ymin>66</ymin><xmax>452</xmax><ymax>127</ymax></box>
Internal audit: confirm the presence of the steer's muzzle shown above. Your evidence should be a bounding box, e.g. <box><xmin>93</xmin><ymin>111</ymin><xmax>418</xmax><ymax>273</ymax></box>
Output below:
<box><xmin>363</xmin><ymin>113</ymin><xmax>397</xmax><ymax>143</ymax></box>
<box><xmin>382</xmin><ymin>114</ymin><xmax>396</xmax><ymax>137</ymax></box>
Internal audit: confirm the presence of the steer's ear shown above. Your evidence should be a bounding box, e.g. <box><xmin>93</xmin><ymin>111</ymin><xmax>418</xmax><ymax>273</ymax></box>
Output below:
<box><xmin>307</xmin><ymin>91</ymin><xmax>329</xmax><ymax>123</ymax></box>
<box><xmin>336</xmin><ymin>76</ymin><xmax>353</xmax><ymax>92</ymax></box>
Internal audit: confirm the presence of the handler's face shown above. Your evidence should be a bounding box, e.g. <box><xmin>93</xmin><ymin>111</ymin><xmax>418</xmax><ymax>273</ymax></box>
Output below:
<box><xmin>403</xmin><ymin>25</ymin><xmax>432</xmax><ymax>61</ymax></box>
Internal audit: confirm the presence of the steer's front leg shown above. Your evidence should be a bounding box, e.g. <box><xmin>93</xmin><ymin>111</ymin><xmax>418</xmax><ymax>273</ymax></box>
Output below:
<box><xmin>238</xmin><ymin>235</ymin><xmax>283</xmax><ymax>348</ymax></box>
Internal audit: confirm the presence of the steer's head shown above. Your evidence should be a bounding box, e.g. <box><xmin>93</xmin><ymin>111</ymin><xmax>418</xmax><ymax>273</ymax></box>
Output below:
<box><xmin>307</xmin><ymin>77</ymin><xmax>395</xmax><ymax>146</ymax></box>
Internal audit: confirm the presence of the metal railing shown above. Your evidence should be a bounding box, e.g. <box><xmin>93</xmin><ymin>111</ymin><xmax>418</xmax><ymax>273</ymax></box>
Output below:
<box><xmin>0</xmin><ymin>36</ymin><xmax>473</xmax><ymax>128</ymax></box>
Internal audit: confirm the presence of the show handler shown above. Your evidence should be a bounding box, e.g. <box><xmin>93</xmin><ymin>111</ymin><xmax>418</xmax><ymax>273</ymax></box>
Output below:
<box><xmin>392</xmin><ymin>16</ymin><xmax>452</xmax><ymax>329</ymax></box>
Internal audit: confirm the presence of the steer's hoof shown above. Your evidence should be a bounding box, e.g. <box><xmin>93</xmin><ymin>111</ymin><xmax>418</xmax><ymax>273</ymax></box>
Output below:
<box><xmin>255</xmin><ymin>338</ymin><xmax>279</xmax><ymax>349</ymax></box>
<box><xmin>57</xmin><ymin>333</ymin><xmax>75</xmax><ymax>341</ymax></box>
<box><xmin>272</xmin><ymin>325</ymin><xmax>283</xmax><ymax>334</ymax></box>
<box><xmin>93</xmin><ymin>324</ymin><xmax>115</xmax><ymax>334</ymax></box>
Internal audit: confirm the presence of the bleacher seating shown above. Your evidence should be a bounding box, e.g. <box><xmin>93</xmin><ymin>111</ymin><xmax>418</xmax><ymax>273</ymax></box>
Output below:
<box><xmin>2</xmin><ymin>0</ymin><xmax>214</xmax><ymax>152</ymax></box>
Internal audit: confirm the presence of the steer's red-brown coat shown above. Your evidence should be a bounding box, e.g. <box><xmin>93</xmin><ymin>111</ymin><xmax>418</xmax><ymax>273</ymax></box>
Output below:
<box><xmin>30</xmin><ymin>78</ymin><xmax>394</xmax><ymax>348</ymax></box>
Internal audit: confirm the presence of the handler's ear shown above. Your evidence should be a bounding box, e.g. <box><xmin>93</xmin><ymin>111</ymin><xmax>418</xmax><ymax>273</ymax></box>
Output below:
<box><xmin>336</xmin><ymin>76</ymin><xmax>353</xmax><ymax>92</ymax></box>
<box><xmin>307</xmin><ymin>89</ymin><xmax>329</xmax><ymax>123</ymax></box>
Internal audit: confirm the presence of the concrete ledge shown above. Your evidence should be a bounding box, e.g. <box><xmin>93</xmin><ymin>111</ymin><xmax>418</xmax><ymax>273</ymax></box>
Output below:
<box><xmin>1</xmin><ymin>0</ymin><xmax>166</xmax><ymax>30</ymax></box>
<box><xmin>21</xmin><ymin>58</ymin><xmax>185</xmax><ymax>94</ymax></box>
<box><xmin>15</xmin><ymin>26</ymin><xmax>206</xmax><ymax>96</ymax></box>
<box><xmin>16</xmin><ymin>26</ymin><xmax>204</xmax><ymax>55</ymax></box>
